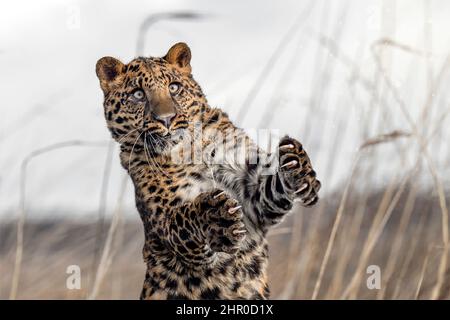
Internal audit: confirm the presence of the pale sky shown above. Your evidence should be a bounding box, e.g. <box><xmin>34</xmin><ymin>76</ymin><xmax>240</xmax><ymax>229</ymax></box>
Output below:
<box><xmin>1</xmin><ymin>0</ymin><xmax>449</xmax><ymax>218</ymax></box>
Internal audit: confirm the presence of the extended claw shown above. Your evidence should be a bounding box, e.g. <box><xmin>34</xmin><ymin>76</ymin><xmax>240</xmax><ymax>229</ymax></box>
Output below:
<box><xmin>228</xmin><ymin>205</ymin><xmax>242</xmax><ymax>214</ymax></box>
<box><xmin>294</xmin><ymin>183</ymin><xmax>309</xmax><ymax>194</ymax></box>
<box><xmin>281</xmin><ymin>160</ymin><xmax>298</xmax><ymax>169</ymax></box>
<box><xmin>213</xmin><ymin>191</ymin><xmax>226</xmax><ymax>199</ymax></box>
<box><xmin>304</xmin><ymin>195</ymin><xmax>318</xmax><ymax>207</ymax></box>
<box><xmin>279</xmin><ymin>144</ymin><xmax>295</xmax><ymax>151</ymax></box>
<box><xmin>232</xmin><ymin>228</ymin><xmax>247</xmax><ymax>235</ymax></box>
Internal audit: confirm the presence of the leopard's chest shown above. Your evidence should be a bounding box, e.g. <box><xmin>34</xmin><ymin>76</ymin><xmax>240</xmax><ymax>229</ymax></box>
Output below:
<box><xmin>175</xmin><ymin>170</ymin><xmax>215</xmax><ymax>203</ymax></box>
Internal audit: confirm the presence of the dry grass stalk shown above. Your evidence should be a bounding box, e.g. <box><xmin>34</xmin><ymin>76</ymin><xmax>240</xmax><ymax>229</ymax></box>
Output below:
<box><xmin>359</xmin><ymin>130</ymin><xmax>411</xmax><ymax>150</ymax></box>
<box><xmin>311</xmin><ymin>153</ymin><xmax>361</xmax><ymax>299</ymax></box>
<box><xmin>414</xmin><ymin>247</ymin><xmax>432</xmax><ymax>299</ymax></box>
<box><xmin>377</xmin><ymin>182</ymin><xmax>419</xmax><ymax>299</ymax></box>
<box><xmin>391</xmin><ymin>213</ymin><xmax>427</xmax><ymax>298</ymax></box>
<box><xmin>236</xmin><ymin>0</ymin><xmax>316</xmax><ymax>123</ymax></box>
<box><xmin>327</xmin><ymin>191</ymin><xmax>366</xmax><ymax>298</ymax></box>
<box><xmin>90</xmin><ymin>140</ymin><xmax>115</xmax><ymax>290</ymax></box>
<box><xmin>342</xmin><ymin>171</ymin><xmax>410</xmax><ymax>299</ymax></box>
<box><xmin>89</xmin><ymin>173</ymin><xmax>128</xmax><ymax>299</ymax></box>
<box><xmin>9</xmin><ymin>140</ymin><xmax>108</xmax><ymax>300</ymax></box>
<box><xmin>373</xmin><ymin>40</ymin><xmax>450</xmax><ymax>299</ymax></box>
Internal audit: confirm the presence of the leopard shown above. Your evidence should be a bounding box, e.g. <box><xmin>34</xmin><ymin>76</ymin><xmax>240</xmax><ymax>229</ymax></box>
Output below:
<box><xmin>95</xmin><ymin>42</ymin><xmax>321</xmax><ymax>299</ymax></box>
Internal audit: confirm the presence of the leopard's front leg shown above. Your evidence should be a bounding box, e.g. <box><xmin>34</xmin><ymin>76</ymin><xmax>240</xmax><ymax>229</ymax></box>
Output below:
<box><xmin>256</xmin><ymin>135</ymin><xmax>321</xmax><ymax>226</ymax></box>
<box><xmin>162</xmin><ymin>189</ymin><xmax>246</xmax><ymax>265</ymax></box>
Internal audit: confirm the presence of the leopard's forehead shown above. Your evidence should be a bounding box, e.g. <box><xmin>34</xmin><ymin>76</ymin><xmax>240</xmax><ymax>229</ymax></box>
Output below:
<box><xmin>127</xmin><ymin>57</ymin><xmax>167</xmax><ymax>72</ymax></box>
<box><xmin>121</xmin><ymin>57</ymin><xmax>183</xmax><ymax>86</ymax></box>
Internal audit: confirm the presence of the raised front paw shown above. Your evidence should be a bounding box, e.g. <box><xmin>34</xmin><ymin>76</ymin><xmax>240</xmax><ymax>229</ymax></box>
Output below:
<box><xmin>278</xmin><ymin>136</ymin><xmax>321</xmax><ymax>207</ymax></box>
<box><xmin>197</xmin><ymin>189</ymin><xmax>246</xmax><ymax>254</ymax></box>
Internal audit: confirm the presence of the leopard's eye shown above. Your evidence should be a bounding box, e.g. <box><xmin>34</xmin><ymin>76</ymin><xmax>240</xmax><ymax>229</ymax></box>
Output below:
<box><xmin>169</xmin><ymin>82</ymin><xmax>181</xmax><ymax>94</ymax></box>
<box><xmin>132</xmin><ymin>89</ymin><xmax>145</xmax><ymax>100</ymax></box>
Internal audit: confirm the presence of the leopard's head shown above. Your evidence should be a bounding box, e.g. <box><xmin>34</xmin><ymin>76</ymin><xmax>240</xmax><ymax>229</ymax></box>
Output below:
<box><xmin>96</xmin><ymin>42</ymin><xmax>207</xmax><ymax>154</ymax></box>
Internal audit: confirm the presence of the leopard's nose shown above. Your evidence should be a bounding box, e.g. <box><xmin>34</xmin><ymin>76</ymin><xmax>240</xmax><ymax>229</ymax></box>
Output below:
<box><xmin>154</xmin><ymin>113</ymin><xmax>176</xmax><ymax>128</ymax></box>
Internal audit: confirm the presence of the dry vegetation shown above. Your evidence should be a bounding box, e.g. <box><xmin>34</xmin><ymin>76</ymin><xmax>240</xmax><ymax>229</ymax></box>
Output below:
<box><xmin>0</xmin><ymin>187</ymin><xmax>449</xmax><ymax>299</ymax></box>
<box><xmin>1</xmin><ymin>4</ymin><xmax>449</xmax><ymax>300</ymax></box>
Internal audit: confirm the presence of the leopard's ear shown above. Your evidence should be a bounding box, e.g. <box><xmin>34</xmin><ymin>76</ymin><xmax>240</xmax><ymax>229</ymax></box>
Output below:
<box><xmin>96</xmin><ymin>57</ymin><xmax>125</xmax><ymax>95</ymax></box>
<box><xmin>163</xmin><ymin>42</ymin><xmax>192</xmax><ymax>75</ymax></box>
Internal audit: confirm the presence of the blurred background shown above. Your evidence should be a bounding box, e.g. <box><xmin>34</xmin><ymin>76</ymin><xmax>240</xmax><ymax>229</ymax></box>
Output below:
<box><xmin>1</xmin><ymin>0</ymin><xmax>450</xmax><ymax>299</ymax></box>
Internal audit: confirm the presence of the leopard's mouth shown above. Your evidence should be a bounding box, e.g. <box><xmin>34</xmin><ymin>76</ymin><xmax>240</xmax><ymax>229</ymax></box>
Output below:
<box><xmin>142</xmin><ymin>133</ymin><xmax>166</xmax><ymax>155</ymax></box>
<box><xmin>143</xmin><ymin>128</ymin><xmax>187</xmax><ymax>155</ymax></box>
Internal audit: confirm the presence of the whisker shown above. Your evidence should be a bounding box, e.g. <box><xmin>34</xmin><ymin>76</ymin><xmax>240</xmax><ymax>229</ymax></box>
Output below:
<box><xmin>143</xmin><ymin>132</ymin><xmax>156</xmax><ymax>176</ymax></box>
<box><xmin>147</xmin><ymin>134</ymin><xmax>168</xmax><ymax>177</ymax></box>
<box><xmin>147</xmin><ymin>134</ymin><xmax>166</xmax><ymax>175</ymax></box>
<box><xmin>116</xmin><ymin>128</ymin><xmax>139</xmax><ymax>145</ymax></box>
<box><xmin>127</xmin><ymin>131</ymin><xmax>145</xmax><ymax>172</ymax></box>
<box><xmin>143</xmin><ymin>133</ymin><xmax>150</xmax><ymax>164</ymax></box>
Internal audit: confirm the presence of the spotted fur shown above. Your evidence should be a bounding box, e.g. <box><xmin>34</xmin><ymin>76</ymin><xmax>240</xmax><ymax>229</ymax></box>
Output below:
<box><xmin>95</xmin><ymin>43</ymin><xmax>321</xmax><ymax>300</ymax></box>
